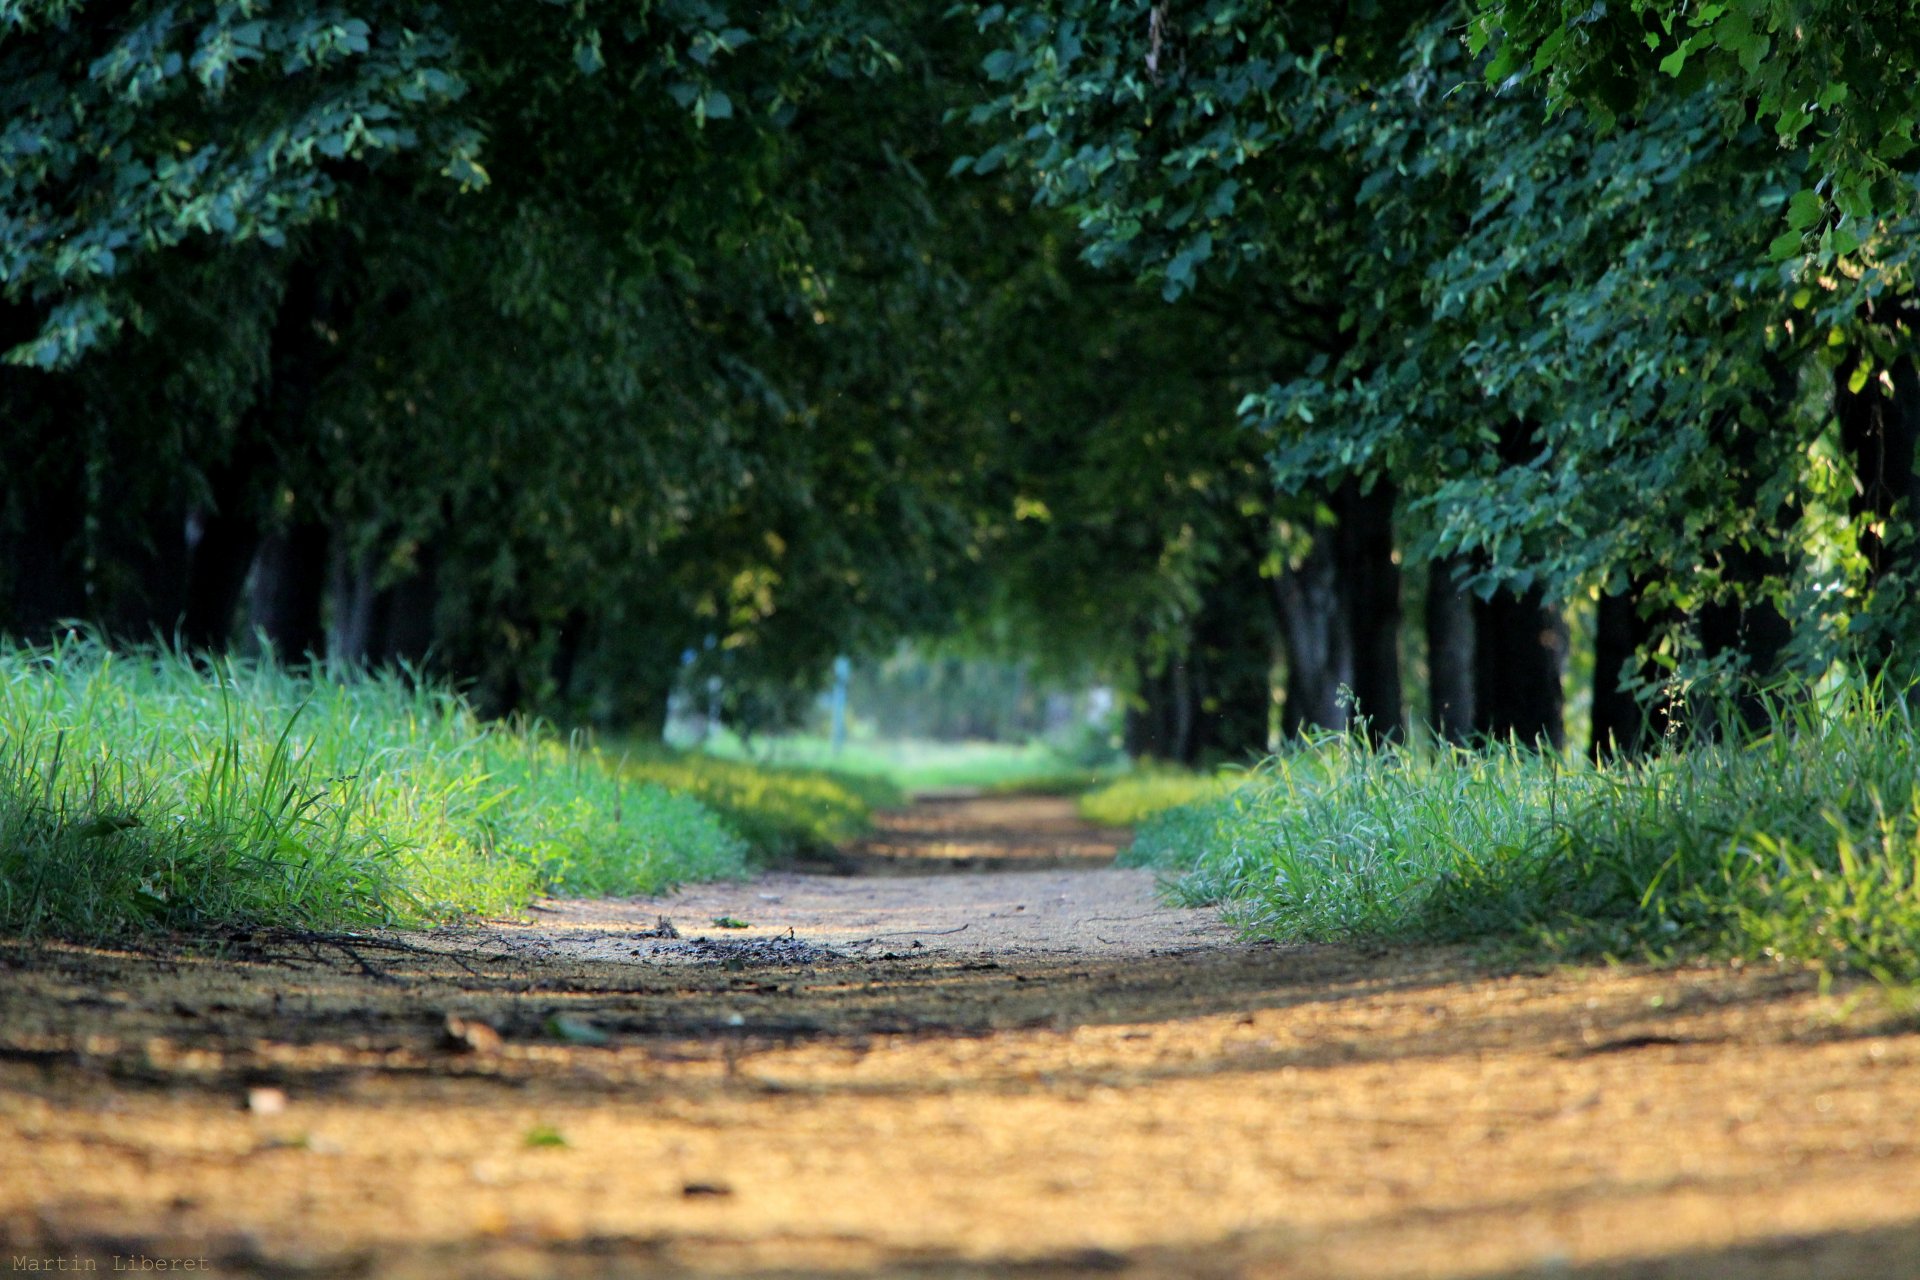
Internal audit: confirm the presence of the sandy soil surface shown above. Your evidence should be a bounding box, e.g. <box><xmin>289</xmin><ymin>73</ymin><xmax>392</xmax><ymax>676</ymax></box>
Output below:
<box><xmin>3</xmin><ymin>794</ymin><xmax>1919</xmax><ymax>1278</ymax></box>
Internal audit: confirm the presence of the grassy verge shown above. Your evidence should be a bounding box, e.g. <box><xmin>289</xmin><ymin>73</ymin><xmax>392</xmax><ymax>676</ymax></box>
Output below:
<box><xmin>1121</xmin><ymin>689</ymin><xmax>1920</xmax><ymax>985</ymax></box>
<box><xmin>700</xmin><ymin>731</ymin><xmax>1117</xmax><ymax>796</ymax></box>
<box><xmin>609</xmin><ymin>746</ymin><xmax>899</xmax><ymax>859</ymax></box>
<box><xmin>1078</xmin><ymin>767</ymin><xmax>1250</xmax><ymax>827</ymax></box>
<box><xmin>0</xmin><ymin>642</ymin><xmax>883</xmax><ymax>937</ymax></box>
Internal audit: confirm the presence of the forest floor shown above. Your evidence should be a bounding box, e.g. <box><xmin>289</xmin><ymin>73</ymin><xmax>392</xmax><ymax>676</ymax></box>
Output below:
<box><xmin>4</xmin><ymin>794</ymin><xmax>1920</xmax><ymax>1278</ymax></box>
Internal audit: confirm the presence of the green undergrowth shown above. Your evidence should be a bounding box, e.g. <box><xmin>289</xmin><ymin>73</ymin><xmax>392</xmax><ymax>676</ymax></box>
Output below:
<box><xmin>1121</xmin><ymin>687</ymin><xmax>1920</xmax><ymax>987</ymax></box>
<box><xmin>0</xmin><ymin>642</ymin><xmax>885</xmax><ymax>937</ymax></box>
<box><xmin>1078</xmin><ymin>766</ymin><xmax>1251</xmax><ymax>827</ymax></box>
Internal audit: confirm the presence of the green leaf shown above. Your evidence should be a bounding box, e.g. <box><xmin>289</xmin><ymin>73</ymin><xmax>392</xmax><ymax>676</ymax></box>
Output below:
<box><xmin>702</xmin><ymin>90</ymin><xmax>733</xmax><ymax>121</ymax></box>
<box><xmin>1785</xmin><ymin>189</ymin><xmax>1822</xmax><ymax>231</ymax></box>
<box><xmin>712</xmin><ymin>915</ymin><xmax>750</xmax><ymax>928</ymax></box>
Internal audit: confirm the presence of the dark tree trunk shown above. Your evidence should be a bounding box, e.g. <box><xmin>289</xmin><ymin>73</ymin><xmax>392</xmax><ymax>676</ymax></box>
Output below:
<box><xmin>1186</xmin><ymin>586</ymin><xmax>1277</xmax><ymax>761</ymax></box>
<box><xmin>94</xmin><ymin>500</ymin><xmax>192</xmax><ymax>643</ymax></box>
<box><xmin>1271</xmin><ymin>527</ymin><xmax>1348</xmax><ymax>736</ymax></box>
<box><xmin>1125</xmin><ymin>657</ymin><xmax>1197</xmax><ymax>763</ymax></box>
<box><xmin>329</xmin><ymin>537</ymin><xmax>379</xmax><ymax>663</ymax></box>
<box><xmin>1122</xmin><ymin>688</ymin><xmax>1155</xmax><ymax>758</ymax></box>
<box><xmin>247</xmin><ymin>520</ymin><xmax>330</xmax><ymax>661</ymax></box>
<box><xmin>1837</xmin><ymin>337</ymin><xmax>1920</xmax><ymax>678</ymax></box>
<box><xmin>1424</xmin><ymin>554</ymin><xmax>1476</xmax><ymax>744</ymax></box>
<box><xmin>375</xmin><ymin>548</ymin><xmax>439</xmax><ymax>668</ymax></box>
<box><xmin>181</xmin><ymin>258</ymin><xmax>333</xmax><ymax>654</ymax></box>
<box><xmin>330</xmin><ymin>539</ymin><xmax>440</xmax><ymax>670</ymax></box>
<box><xmin>1689</xmin><ymin>357</ymin><xmax>1802</xmax><ymax>734</ymax></box>
<box><xmin>1473</xmin><ymin>585</ymin><xmax>1565</xmax><ymax>749</ymax></box>
<box><xmin>1168</xmin><ymin>656</ymin><xmax>1195</xmax><ymax>763</ymax></box>
<box><xmin>179</xmin><ymin>456</ymin><xmax>265</xmax><ymax>653</ymax></box>
<box><xmin>1333</xmin><ymin>477</ymin><xmax>1402</xmax><ymax>739</ymax></box>
<box><xmin>1465</xmin><ymin>419</ymin><xmax>1565</xmax><ymax>749</ymax></box>
<box><xmin>550</xmin><ymin>608</ymin><xmax>591</xmax><ymax>703</ymax></box>
<box><xmin>0</xmin><ymin>341</ymin><xmax>88</xmax><ymax>639</ymax></box>
<box><xmin>1839</xmin><ymin>347</ymin><xmax>1920</xmax><ymax>584</ymax></box>
<box><xmin>1696</xmin><ymin>550</ymin><xmax>1793</xmax><ymax>735</ymax></box>
<box><xmin>1</xmin><ymin>449</ymin><xmax>88</xmax><ymax>641</ymax></box>
<box><xmin>1592</xmin><ymin>577</ymin><xmax>1676</xmax><ymax>757</ymax></box>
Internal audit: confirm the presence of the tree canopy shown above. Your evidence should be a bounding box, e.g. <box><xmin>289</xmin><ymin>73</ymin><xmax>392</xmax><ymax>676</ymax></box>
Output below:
<box><xmin>6</xmin><ymin>0</ymin><xmax>1920</xmax><ymax>759</ymax></box>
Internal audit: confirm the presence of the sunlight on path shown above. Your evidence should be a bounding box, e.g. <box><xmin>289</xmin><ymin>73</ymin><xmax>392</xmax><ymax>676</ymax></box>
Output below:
<box><xmin>495</xmin><ymin>792</ymin><xmax>1237</xmax><ymax>962</ymax></box>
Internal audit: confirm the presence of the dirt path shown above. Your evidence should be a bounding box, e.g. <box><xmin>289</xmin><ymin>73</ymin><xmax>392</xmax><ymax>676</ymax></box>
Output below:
<box><xmin>490</xmin><ymin>795</ymin><xmax>1232</xmax><ymax>965</ymax></box>
<box><xmin>4</xmin><ymin>794</ymin><xmax>1920</xmax><ymax>1278</ymax></box>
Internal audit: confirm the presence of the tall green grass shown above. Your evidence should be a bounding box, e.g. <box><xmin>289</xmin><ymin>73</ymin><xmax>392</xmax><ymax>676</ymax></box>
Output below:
<box><xmin>0</xmin><ymin>641</ymin><xmax>765</xmax><ymax>935</ymax></box>
<box><xmin>1122</xmin><ymin>687</ymin><xmax>1920</xmax><ymax>984</ymax></box>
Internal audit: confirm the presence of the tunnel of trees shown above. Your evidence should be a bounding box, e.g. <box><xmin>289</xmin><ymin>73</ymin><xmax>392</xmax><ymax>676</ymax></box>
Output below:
<box><xmin>3</xmin><ymin>0</ymin><xmax>1918</xmax><ymax>764</ymax></box>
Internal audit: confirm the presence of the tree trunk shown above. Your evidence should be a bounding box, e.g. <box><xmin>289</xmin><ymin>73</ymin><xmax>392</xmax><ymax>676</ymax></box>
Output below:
<box><xmin>1271</xmin><ymin>529</ymin><xmax>1348</xmax><ymax>736</ymax></box>
<box><xmin>1333</xmin><ymin>477</ymin><xmax>1402</xmax><ymax>739</ymax></box>
<box><xmin>1187</xmin><ymin>591</ymin><xmax>1277</xmax><ymax>761</ymax></box>
<box><xmin>374</xmin><ymin>545</ymin><xmax>440</xmax><ymax>668</ymax></box>
<box><xmin>179</xmin><ymin>456</ymin><xmax>264</xmax><ymax>653</ymax></box>
<box><xmin>1126</xmin><ymin>656</ymin><xmax>1198</xmax><ymax>763</ymax></box>
<box><xmin>0</xmin><ymin>344</ymin><xmax>89</xmax><ymax>640</ymax></box>
<box><xmin>1</xmin><ymin>458</ymin><xmax>88</xmax><ymax>642</ymax></box>
<box><xmin>1592</xmin><ymin>577</ymin><xmax>1675</xmax><ymax>757</ymax></box>
<box><xmin>329</xmin><ymin>536</ymin><xmax>379</xmax><ymax>663</ymax></box>
<box><xmin>1839</xmin><ymin>348</ymin><xmax>1920</xmax><ymax>583</ymax></box>
<box><xmin>181</xmin><ymin>259</ymin><xmax>333</xmax><ymax>654</ymax></box>
<box><xmin>1688</xmin><ymin>358</ymin><xmax>1802</xmax><ymax>734</ymax></box>
<box><xmin>1168</xmin><ymin>656</ymin><xmax>1195</xmax><ymax>763</ymax></box>
<box><xmin>549</xmin><ymin>608</ymin><xmax>591</xmax><ymax>706</ymax></box>
<box><xmin>1837</xmin><ymin>336</ymin><xmax>1920</xmax><ymax>679</ymax></box>
<box><xmin>1424</xmin><ymin>554</ymin><xmax>1476</xmax><ymax>744</ymax></box>
<box><xmin>1696</xmin><ymin>551</ymin><xmax>1793</xmax><ymax>735</ymax></box>
<box><xmin>1473</xmin><ymin>585</ymin><xmax>1565</xmax><ymax>749</ymax></box>
<box><xmin>247</xmin><ymin>520</ymin><xmax>330</xmax><ymax>662</ymax></box>
<box><xmin>94</xmin><ymin>499</ymin><xmax>192</xmax><ymax>643</ymax></box>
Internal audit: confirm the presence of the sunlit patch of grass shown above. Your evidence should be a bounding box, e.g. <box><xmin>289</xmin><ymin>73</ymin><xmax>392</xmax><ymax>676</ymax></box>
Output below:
<box><xmin>0</xmin><ymin>639</ymin><xmax>748</xmax><ymax>936</ymax></box>
<box><xmin>607</xmin><ymin>744</ymin><xmax>895</xmax><ymax>858</ymax></box>
<box><xmin>1121</xmin><ymin>687</ymin><xmax>1920</xmax><ymax>986</ymax></box>
<box><xmin>1081</xmin><ymin>766</ymin><xmax>1250</xmax><ymax>827</ymax></box>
